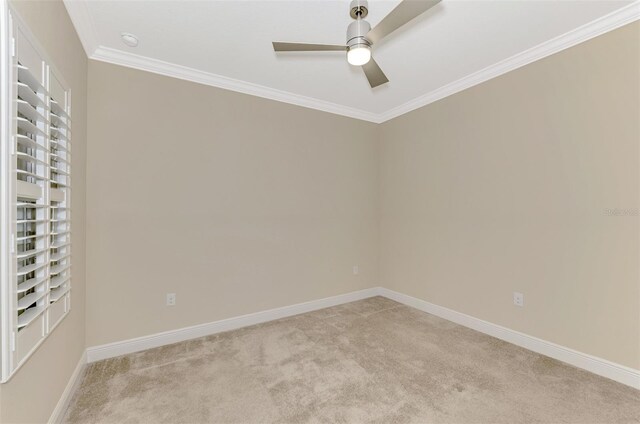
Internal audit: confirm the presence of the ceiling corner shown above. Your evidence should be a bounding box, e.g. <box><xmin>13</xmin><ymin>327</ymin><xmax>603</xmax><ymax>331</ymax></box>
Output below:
<box><xmin>377</xmin><ymin>1</ymin><xmax>640</xmax><ymax>124</ymax></box>
<box><xmin>89</xmin><ymin>46</ymin><xmax>384</xmax><ymax>124</ymax></box>
<box><xmin>63</xmin><ymin>0</ymin><xmax>99</xmax><ymax>57</ymax></box>
<box><xmin>60</xmin><ymin>0</ymin><xmax>640</xmax><ymax>125</ymax></box>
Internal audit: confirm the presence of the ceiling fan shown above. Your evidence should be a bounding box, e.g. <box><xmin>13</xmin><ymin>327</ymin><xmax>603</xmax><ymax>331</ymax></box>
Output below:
<box><xmin>273</xmin><ymin>0</ymin><xmax>441</xmax><ymax>88</ymax></box>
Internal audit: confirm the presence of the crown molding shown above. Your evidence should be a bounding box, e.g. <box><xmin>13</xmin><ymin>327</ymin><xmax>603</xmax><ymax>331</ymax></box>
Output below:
<box><xmin>62</xmin><ymin>0</ymin><xmax>99</xmax><ymax>56</ymax></box>
<box><xmin>66</xmin><ymin>1</ymin><xmax>639</xmax><ymax>124</ymax></box>
<box><xmin>377</xmin><ymin>1</ymin><xmax>640</xmax><ymax>123</ymax></box>
<box><xmin>91</xmin><ymin>46</ymin><xmax>381</xmax><ymax>123</ymax></box>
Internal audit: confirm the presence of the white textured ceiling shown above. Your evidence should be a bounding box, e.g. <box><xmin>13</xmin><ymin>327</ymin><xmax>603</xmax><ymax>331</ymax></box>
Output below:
<box><xmin>64</xmin><ymin>0</ymin><xmax>637</xmax><ymax>121</ymax></box>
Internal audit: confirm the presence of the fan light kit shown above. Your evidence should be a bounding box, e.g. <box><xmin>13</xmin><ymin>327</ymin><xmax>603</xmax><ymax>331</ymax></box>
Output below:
<box><xmin>273</xmin><ymin>0</ymin><xmax>441</xmax><ymax>88</ymax></box>
<box><xmin>347</xmin><ymin>45</ymin><xmax>371</xmax><ymax>66</ymax></box>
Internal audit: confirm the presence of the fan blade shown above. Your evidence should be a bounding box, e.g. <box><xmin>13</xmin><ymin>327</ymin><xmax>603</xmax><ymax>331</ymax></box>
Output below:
<box><xmin>273</xmin><ymin>42</ymin><xmax>347</xmax><ymax>52</ymax></box>
<box><xmin>362</xmin><ymin>58</ymin><xmax>389</xmax><ymax>88</ymax></box>
<box><xmin>366</xmin><ymin>0</ymin><xmax>441</xmax><ymax>44</ymax></box>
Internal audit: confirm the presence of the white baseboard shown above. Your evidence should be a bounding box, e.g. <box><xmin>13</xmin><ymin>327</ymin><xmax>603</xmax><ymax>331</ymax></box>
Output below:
<box><xmin>86</xmin><ymin>287</ymin><xmax>382</xmax><ymax>363</ymax></box>
<box><xmin>48</xmin><ymin>350</ymin><xmax>87</xmax><ymax>424</ymax></box>
<box><xmin>379</xmin><ymin>287</ymin><xmax>640</xmax><ymax>390</ymax></box>
<box><xmin>83</xmin><ymin>285</ymin><xmax>639</xmax><ymax>390</ymax></box>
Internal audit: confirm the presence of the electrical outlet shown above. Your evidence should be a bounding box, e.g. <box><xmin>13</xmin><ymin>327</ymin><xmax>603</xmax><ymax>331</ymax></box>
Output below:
<box><xmin>513</xmin><ymin>292</ymin><xmax>524</xmax><ymax>307</ymax></box>
<box><xmin>166</xmin><ymin>293</ymin><xmax>176</xmax><ymax>306</ymax></box>
<box><xmin>353</xmin><ymin>265</ymin><xmax>359</xmax><ymax>275</ymax></box>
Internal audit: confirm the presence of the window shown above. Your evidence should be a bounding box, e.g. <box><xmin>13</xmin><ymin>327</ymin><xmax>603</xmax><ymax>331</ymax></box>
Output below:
<box><xmin>0</xmin><ymin>7</ymin><xmax>72</xmax><ymax>381</ymax></box>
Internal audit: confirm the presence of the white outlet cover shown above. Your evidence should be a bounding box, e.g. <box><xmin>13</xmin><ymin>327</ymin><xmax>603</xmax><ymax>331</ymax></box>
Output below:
<box><xmin>166</xmin><ymin>293</ymin><xmax>176</xmax><ymax>306</ymax></box>
<box><xmin>353</xmin><ymin>266</ymin><xmax>359</xmax><ymax>275</ymax></box>
<box><xmin>513</xmin><ymin>292</ymin><xmax>524</xmax><ymax>307</ymax></box>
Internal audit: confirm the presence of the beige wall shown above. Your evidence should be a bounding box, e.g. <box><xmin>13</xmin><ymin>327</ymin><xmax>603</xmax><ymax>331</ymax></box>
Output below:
<box><xmin>87</xmin><ymin>23</ymin><xmax>640</xmax><ymax>368</ymax></box>
<box><xmin>379</xmin><ymin>22</ymin><xmax>640</xmax><ymax>369</ymax></box>
<box><xmin>85</xmin><ymin>61</ymin><xmax>379</xmax><ymax>346</ymax></box>
<box><xmin>0</xmin><ymin>1</ymin><xmax>88</xmax><ymax>423</ymax></box>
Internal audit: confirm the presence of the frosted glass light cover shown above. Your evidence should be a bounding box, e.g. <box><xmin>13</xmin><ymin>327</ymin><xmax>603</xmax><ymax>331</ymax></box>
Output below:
<box><xmin>347</xmin><ymin>45</ymin><xmax>371</xmax><ymax>66</ymax></box>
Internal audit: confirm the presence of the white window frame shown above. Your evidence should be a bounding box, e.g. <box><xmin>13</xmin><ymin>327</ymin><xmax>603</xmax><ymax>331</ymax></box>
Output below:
<box><xmin>0</xmin><ymin>1</ymin><xmax>73</xmax><ymax>382</ymax></box>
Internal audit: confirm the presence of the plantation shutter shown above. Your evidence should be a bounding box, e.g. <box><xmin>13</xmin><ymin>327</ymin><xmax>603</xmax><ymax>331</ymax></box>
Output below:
<box><xmin>48</xmin><ymin>72</ymin><xmax>72</xmax><ymax>327</ymax></box>
<box><xmin>1</xmin><ymin>14</ymin><xmax>72</xmax><ymax>380</ymax></box>
<box><xmin>14</xmin><ymin>29</ymin><xmax>49</xmax><ymax>358</ymax></box>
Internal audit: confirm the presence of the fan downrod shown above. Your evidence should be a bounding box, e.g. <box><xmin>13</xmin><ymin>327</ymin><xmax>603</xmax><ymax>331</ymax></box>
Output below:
<box><xmin>350</xmin><ymin>0</ymin><xmax>369</xmax><ymax>19</ymax></box>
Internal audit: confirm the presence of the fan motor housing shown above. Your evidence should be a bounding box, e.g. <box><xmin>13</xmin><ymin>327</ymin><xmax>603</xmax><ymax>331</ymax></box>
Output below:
<box><xmin>346</xmin><ymin>19</ymin><xmax>371</xmax><ymax>49</ymax></box>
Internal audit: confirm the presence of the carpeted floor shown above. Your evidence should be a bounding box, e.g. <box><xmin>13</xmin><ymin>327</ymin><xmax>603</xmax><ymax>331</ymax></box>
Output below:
<box><xmin>65</xmin><ymin>296</ymin><xmax>639</xmax><ymax>423</ymax></box>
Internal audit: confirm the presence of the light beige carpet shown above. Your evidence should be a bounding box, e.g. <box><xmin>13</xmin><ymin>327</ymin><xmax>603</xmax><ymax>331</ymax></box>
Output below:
<box><xmin>65</xmin><ymin>297</ymin><xmax>639</xmax><ymax>423</ymax></box>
